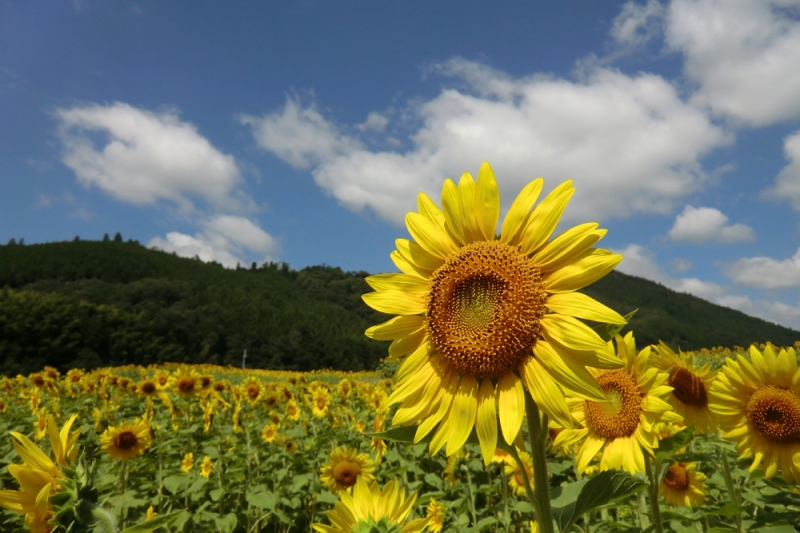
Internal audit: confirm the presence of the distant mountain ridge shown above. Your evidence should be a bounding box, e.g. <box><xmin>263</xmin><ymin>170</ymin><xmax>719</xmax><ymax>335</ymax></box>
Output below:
<box><xmin>0</xmin><ymin>239</ymin><xmax>797</xmax><ymax>376</ymax></box>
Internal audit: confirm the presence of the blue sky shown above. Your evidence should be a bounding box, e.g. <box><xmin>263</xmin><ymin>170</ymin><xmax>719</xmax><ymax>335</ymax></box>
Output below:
<box><xmin>3</xmin><ymin>1</ymin><xmax>800</xmax><ymax>331</ymax></box>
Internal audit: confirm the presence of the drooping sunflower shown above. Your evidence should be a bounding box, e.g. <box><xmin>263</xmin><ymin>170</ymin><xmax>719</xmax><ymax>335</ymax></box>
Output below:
<box><xmin>651</xmin><ymin>341</ymin><xmax>718</xmax><ymax>434</ymax></box>
<box><xmin>181</xmin><ymin>452</ymin><xmax>194</xmax><ymax>473</ymax></box>
<box><xmin>553</xmin><ymin>332</ymin><xmax>683</xmax><ymax>474</ymax></box>
<box><xmin>312</xmin><ymin>478</ymin><xmax>429</xmax><ymax>533</ymax></box>
<box><xmin>100</xmin><ymin>418</ymin><xmax>152</xmax><ymax>461</ymax></box>
<box><xmin>426</xmin><ymin>499</ymin><xmax>447</xmax><ymax>533</ymax></box>
<box><xmin>319</xmin><ymin>447</ymin><xmax>376</xmax><ymax>494</ymax></box>
<box><xmin>362</xmin><ymin>162</ymin><xmax>626</xmax><ymax>464</ymax></box>
<box><xmin>709</xmin><ymin>345</ymin><xmax>800</xmax><ymax>482</ymax></box>
<box><xmin>504</xmin><ymin>450</ymin><xmax>534</xmax><ymax>497</ymax></box>
<box><xmin>659</xmin><ymin>462</ymin><xmax>707</xmax><ymax>507</ymax></box>
<box><xmin>200</xmin><ymin>456</ymin><xmax>213</xmax><ymax>478</ymax></box>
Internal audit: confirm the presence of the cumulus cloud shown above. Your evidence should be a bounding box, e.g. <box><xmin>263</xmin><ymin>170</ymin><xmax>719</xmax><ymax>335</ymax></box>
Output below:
<box><xmin>667</xmin><ymin>205</ymin><xmax>755</xmax><ymax>243</ymax></box>
<box><xmin>763</xmin><ymin>129</ymin><xmax>800</xmax><ymax>210</ymax></box>
<box><xmin>55</xmin><ymin>102</ymin><xmax>244</xmax><ymax>213</ymax></box>
<box><xmin>724</xmin><ymin>248</ymin><xmax>800</xmax><ymax>289</ymax></box>
<box><xmin>245</xmin><ymin>59</ymin><xmax>731</xmax><ymax>226</ymax></box>
<box><xmin>616</xmin><ymin>244</ymin><xmax>800</xmax><ymax>329</ymax></box>
<box><xmin>357</xmin><ymin>112</ymin><xmax>389</xmax><ymax>132</ymax></box>
<box><xmin>671</xmin><ymin>257</ymin><xmax>693</xmax><ymax>272</ymax></box>
<box><xmin>611</xmin><ymin>0</ymin><xmax>666</xmax><ymax>48</ymax></box>
<box><xmin>664</xmin><ymin>0</ymin><xmax>800</xmax><ymax>126</ymax></box>
<box><xmin>148</xmin><ymin>215</ymin><xmax>279</xmax><ymax>269</ymax></box>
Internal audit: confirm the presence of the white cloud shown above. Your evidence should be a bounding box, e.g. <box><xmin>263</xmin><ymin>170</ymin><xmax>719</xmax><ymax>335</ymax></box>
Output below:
<box><xmin>664</xmin><ymin>0</ymin><xmax>800</xmax><ymax>126</ymax></box>
<box><xmin>357</xmin><ymin>112</ymin><xmax>389</xmax><ymax>132</ymax></box>
<box><xmin>55</xmin><ymin>102</ymin><xmax>244</xmax><ymax>213</ymax></box>
<box><xmin>616</xmin><ymin>244</ymin><xmax>800</xmax><ymax>329</ymax></box>
<box><xmin>611</xmin><ymin>0</ymin><xmax>666</xmax><ymax>48</ymax></box>
<box><xmin>667</xmin><ymin>205</ymin><xmax>755</xmax><ymax>243</ymax></box>
<box><xmin>763</xmin><ymin>129</ymin><xmax>800</xmax><ymax>210</ymax></box>
<box><xmin>724</xmin><ymin>248</ymin><xmax>800</xmax><ymax>289</ymax></box>
<box><xmin>148</xmin><ymin>216</ymin><xmax>279</xmax><ymax>269</ymax></box>
<box><xmin>671</xmin><ymin>257</ymin><xmax>693</xmax><ymax>272</ymax></box>
<box><xmin>245</xmin><ymin>59</ymin><xmax>732</xmax><ymax>226</ymax></box>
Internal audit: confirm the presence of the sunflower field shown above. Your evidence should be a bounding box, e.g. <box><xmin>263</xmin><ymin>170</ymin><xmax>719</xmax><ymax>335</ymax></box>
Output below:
<box><xmin>3</xmin><ymin>163</ymin><xmax>800</xmax><ymax>533</ymax></box>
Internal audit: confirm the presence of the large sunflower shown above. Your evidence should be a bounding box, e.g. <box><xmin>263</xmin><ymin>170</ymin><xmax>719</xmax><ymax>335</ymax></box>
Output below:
<box><xmin>659</xmin><ymin>462</ymin><xmax>707</xmax><ymax>507</ymax></box>
<box><xmin>363</xmin><ymin>162</ymin><xmax>626</xmax><ymax>464</ymax></box>
<box><xmin>553</xmin><ymin>332</ymin><xmax>682</xmax><ymax>474</ymax></box>
<box><xmin>709</xmin><ymin>345</ymin><xmax>800</xmax><ymax>482</ymax></box>
<box><xmin>651</xmin><ymin>341</ymin><xmax>718</xmax><ymax>434</ymax></box>
<box><xmin>313</xmin><ymin>478</ymin><xmax>429</xmax><ymax>533</ymax></box>
<box><xmin>100</xmin><ymin>418</ymin><xmax>152</xmax><ymax>461</ymax></box>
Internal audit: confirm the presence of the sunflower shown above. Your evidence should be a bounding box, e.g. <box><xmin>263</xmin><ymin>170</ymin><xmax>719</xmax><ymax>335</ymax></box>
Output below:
<box><xmin>200</xmin><ymin>456</ymin><xmax>213</xmax><ymax>478</ymax></box>
<box><xmin>320</xmin><ymin>447</ymin><xmax>376</xmax><ymax>494</ymax></box>
<box><xmin>426</xmin><ymin>499</ymin><xmax>446</xmax><ymax>533</ymax></box>
<box><xmin>362</xmin><ymin>162</ymin><xmax>626</xmax><ymax>464</ymax></box>
<box><xmin>263</xmin><ymin>391</ymin><xmax>280</xmax><ymax>409</ymax></box>
<box><xmin>651</xmin><ymin>341</ymin><xmax>718</xmax><ymax>434</ymax></box>
<box><xmin>553</xmin><ymin>333</ymin><xmax>682</xmax><ymax>474</ymax></box>
<box><xmin>100</xmin><ymin>418</ymin><xmax>152</xmax><ymax>461</ymax></box>
<box><xmin>659</xmin><ymin>462</ymin><xmax>707</xmax><ymax>507</ymax></box>
<box><xmin>137</xmin><ymin>379</ymin><xmax>159</xmax><ymax>398</ymax></box>
<box><xmin>284</xmin><ymin>440</ymin><xmax>298</xmax><ymax>454</ymax></box>
<box><xmin>171</xmin><ymin>368</ymin><xmax>199</xmax><ymax>397</ymax></box>
<box><xmin>262</xmin><ymin>424</ymin><xmax>278</xmax><ymax>443</ymax></box>
<box><xmin>312</xmin><ymin>478</ymin><xmax>429</xmax><ymax>533</ymax></box>
<box><xmin>505</xmin><ymin>450</ymin><xmax>534</xmax><ymax>497</ymax></box>
<box><xmin>709</xmin><ymin>345</ymin><xmax>800</xmax><ymax>482</ymax></box>
<box><xmin>241</xmin><ymin>377</ymin><xmax>263</xmax><ymax>405</ymax></box>
<box><xmin>181</xmin><ymin>452</ymin><xmax>194</xmax><ymax>473</ymax></box>
<box><xmin>312</xmin><ymin>391</ymin><xmax>332</xmax><ymax>418</ymax></box>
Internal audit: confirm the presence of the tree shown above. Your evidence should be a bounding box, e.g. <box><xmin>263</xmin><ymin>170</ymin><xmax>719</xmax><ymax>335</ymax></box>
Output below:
<box><xmin>113</xmin><ymin>232</ymin><xmax>123</xmax><ymax>242</ymax></box>
<box><xmin>102</xmin><ymin>233</ymin><xmax>110</xmax><ymax>242</ymax></box>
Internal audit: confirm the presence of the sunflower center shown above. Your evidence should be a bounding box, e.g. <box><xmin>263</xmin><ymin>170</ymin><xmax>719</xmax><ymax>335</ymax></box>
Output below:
<box><xmin>247</xmin><ymin>385</ymin><xmax>260</xmax><ymax>399</ymax></box>
<box><xmin>141</xmin><ymin>382</ymin><xmax>156</xmax><ymax>394</ymax></box>
<box><xmin>663</xmin><ymin>463</ymin><xmax>689</xmax><ymax>491</ymax></box>
<box><xmin>178</xmin><ymin>377</ymin><xmax>195</xmax><ymax>392</ymax></box>
<box><xmin>114</xmin><ymin>431</ymin><xmax>139</xmax><ymax>450</ymax></box>
<box><xmin>668</xmin><ymin>367</ymin><xmax>708</xmax><ymax>408</ymax></box>
<box><xmin>746</xmin><ymin>386</ymin><xmax>800</xmax><ymax>444</ymax></box>
<box><xmin>333</xmin><ymin>460</ymin><xmax>362</xmax><ymax>487</ymax></box>
<box><xmin>427</xmin><ymin>240</ymin><xmax>547</xmax><ymax>379</ymax></box>
<box><xmin>585</xmin><ymin>370</ymin><xmax>643</xmax><ymax>439</ymax></box>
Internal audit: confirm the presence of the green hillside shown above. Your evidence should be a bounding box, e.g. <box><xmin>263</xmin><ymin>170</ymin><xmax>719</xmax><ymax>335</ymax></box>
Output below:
<box><xmin>0</xmin><ymin>239</ymin><xmax>797</xmax><ymax>376</ymax></box>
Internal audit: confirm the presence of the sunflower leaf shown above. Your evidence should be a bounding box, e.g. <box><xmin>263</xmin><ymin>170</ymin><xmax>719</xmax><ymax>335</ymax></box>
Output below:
<box><xmin>368</xmin><ymin>425</ymin><xmax>423</xmax><ymax>444</ymax></box>
<box><xmin>654</xmin><ymin>425</ymin><xmax>694</xmax><ymax>464</ymax></box>
<box><xmin>592</xmin><ymin>309</ymin><xmax>637</xmax><ymax>342</ymax></box>
<box><xmin>118</xmin><ymin>510</ymin><xmax>187</xmax><ymax>533</ymax></box>
<box><xmin>550</xmin><ymin>470</ymin><xmax>648</xmax><ymax>533</ymax></box>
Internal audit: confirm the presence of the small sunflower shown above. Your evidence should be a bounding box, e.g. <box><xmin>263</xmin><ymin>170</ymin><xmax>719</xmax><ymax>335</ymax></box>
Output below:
<box><xmin>200</xmin><ymin>456</ymin><xmax>213</xmax><ymax>478</ymax></box>
<box><xmin>659</xmin><ymin>462</ymin><xmax>707</xmax><ymax>507</ymax></box>
<box><xmin>311</xmin><ymin>391</ymin><xmax>332</xmax><ymax>418</ymax></box>
<box><xmin>263</xmin><ymin>391</ymin><xmax>280</xmax><ymax>409</ymax></box>
<box><xmin>505</xmin><ymin>450</ymin><xmax>534</xmax><ymax>497</ymax></box>
<box><xmin>137</xmin><ymin>379</ymin><xmax>159</xmax><ymax>398</ymax></box>
<box><xmin>262</xmin><ymin>424</ymin><xmax>278</xmax><ymax>443</ymax></box>
<box><xmin>312</xmin><ymin>478</ymin><xmax>429</xmax><ymax>533</ymax></box>
<box><xmin>426</xmin><ymin>499</ymin><xmax>446</xmax><ymax>533</ymax></box>
<box><xmin>709</xmin><ymin>345</ymin><xmax>800</xmax><ymax>482</ymax></box>
<box><xmin>241</xmin><ymin>377</ymin><xmax>263</xmax><ymax>405</ymax></box>
<box><xmin>100</xmin><ymin>418</ymin><xmax>152</xmax><ymax>461</ymax></box>
<box><xmin>284</xmin><ymin>399</ymin><xmax>300</xmax><ymax>421</ymax></box>
<box><xmin>554</xmin><ymin>332</ymin><xmax>682</xmax><ymax>474</ymax></box>
<box><xmin>362</xmin><ymin>162</ymin><xmax>626</xmax><ymax>464</ymax></box>
<box><xmin>651</xmin><ymin>341</ymin><xmax>718</xmax><ymax>434</ymax></box>
<box><xmin>154</xmin><ymin>371</ymin><xmax>171</xmax><ymax>389</ymax></box>
<box><xmin>320</xmin><ymin>447</ymin><xmax>376</xmax><ymax>494</ymax></box>
<box><xmin>171</xmin><ymin>368</ymin><xmax>199</xmax><ymax>397</ymax></box>
<box><xmin>181</xmin><ymin>452</ymin><xmax>194</xmax><ymax>473</ymax></box>
<box><xmin>285</xmin><ymin>440</ymin><xmax>298</xmax><ymax>454</ymax></box>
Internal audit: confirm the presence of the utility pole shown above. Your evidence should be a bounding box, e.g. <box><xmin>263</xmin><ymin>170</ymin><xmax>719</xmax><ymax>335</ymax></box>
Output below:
<box><xmin>242</xmin><ymin>350</ymin><xmax>247</xmax><ymax>369</ymax></box>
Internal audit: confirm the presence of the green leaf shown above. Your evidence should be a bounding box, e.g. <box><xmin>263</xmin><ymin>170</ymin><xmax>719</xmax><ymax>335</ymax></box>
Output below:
<box><xmin>291</xmin><ymin>473</ymin><xmax>311</xmax><ymax>491</ymax></box>
<box><xmin>246</xmin><ymin>490</ymin><xmax>277</xmax><ymax>509</ymax></box>
<box><xmin>368</xmin><ymin>426</ymin><xmax>423</xmax><ymax>444</ymax></box>
<box><xmin>214</xmin><ymin>513</ymin><xmax>238</xmax><ymax>533</ymax></box>
<box><xmin>317</xmin><ymin>491</ymin><xmax>339</xmax><ymax>504</ymax></box>
<box><xmin>424</xmin><ymin>473</ymin><xmax>443</xmax><ymax>490</ymax></box>
<box><xmin>550</xmin><ymin>470</ymin><xmax>648</xmax><ymax>533</ymax></box>
<box><xmin>118</xmin><ymin>510</ymin><xmax>187</xmax><ymax>533</ymax></box>
<box><xmin>162</xmin><ymin>475</ymin><xmax>189</xmax><ymax>496</ymax></box>
<box><xmin>592</xmin><ymin>309</ymin><xmax>637</xmax><ymax>342</ymax></box>
<box><xmin>655</xmin><ymin>425</ymin><xmax>694</xmax><ymax>464</ymax></box>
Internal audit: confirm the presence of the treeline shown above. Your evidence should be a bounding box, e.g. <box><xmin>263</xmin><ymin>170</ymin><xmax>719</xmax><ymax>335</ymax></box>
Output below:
<box><xmin>1</xmin><ymin>239</ymin><xmax>799</xmax><ymax>376</ymax></box>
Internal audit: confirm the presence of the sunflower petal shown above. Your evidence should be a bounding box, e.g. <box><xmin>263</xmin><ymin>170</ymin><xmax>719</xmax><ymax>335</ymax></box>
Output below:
<box><xmin>534</xmin><ymin>340</ymin><xmax>604</xmax><ymax>401</ymax></box>
<box><xmin>519</xmin><ymin>356</ymin><xmax>573</xmax><ymax>429</ymax></box>
<box><xmin>474</xmin><ymin>162</ymin><xmax>501</xmax><ymax>241</ymax></box>
<box><xmin>441</xmin><ymin>178</ymin><xmax>466</xmax><ymax>245</ymax></box>
<box><xmin>544</xmin><ymin>250</ymin><xmax>623</xmax><ymax>293</ymax></box>
<box><xmin>391</xmin><ymin>250</ymin><xmax>432</xmax><ymax>279</ymax></box>
<box><xmin>541</xmin><ymin>314</ymin><xmax>608</xmax><ymax>351</ymax></box>
<box><xmin>545</xmin><ymin>292</ymin><xmax>626</xmax><ymax>325</ymax></box>
<box><xmin>366</xmin><ymin>315</ymin><xmax>426</xmax><ymax>341</ymax></box>
<box><xmin>576</xmin><ymin>435</ymin><xmax>605</xmax><ymax>474</ymax></box>
<box><xmin>362</xmin><ymin>290</ymin><xmax>426</xmax><ymax>316</ymax></box>
<box><xmin>406</xmin><ymin>213</ymin><xmax>457</xmax><ymax>260</ymax></box>
<box><xmin>476</xmin><ymin>378</ymin><xmax>498</xmax><ymax>465</ymax></box>
<box><xmin>417</xmin><ymin>192</ymin><xmax>446</xmax><ymax>230</ymax></box>
<box><xmin>446</xmin><ymin>374</ymin><xmax>478</xmax><ymax>455</ymax></box>
<box><xmin>519</xmin><ymin>183</ymin><xmax>574</xmax><ymax>255</ymax></box>
<box><xmin>459</xmin><ymin>172</ymin><xmax>480</xmax><ymax>243</ymax></box>
<box><xmin>501</xmin><ymin>178</ymin><xmax>543</xmax><ymax>244</ymax></box>
<box><xmin>497</xmin><ymin>372</ymin><xmax>525</xmax><ymax>444</ymax></box>
<box><xmin>365</xmin><ymin>273</ymin><xmax>429</xmax><ymax>294</ymax></box>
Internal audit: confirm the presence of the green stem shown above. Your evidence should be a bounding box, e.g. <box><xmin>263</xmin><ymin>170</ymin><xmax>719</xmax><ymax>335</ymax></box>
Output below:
<box><xmin>464</xmin><ymin>465</ymin><xmax>479</xmax><ymax>527</ymax></box>
<box><xmin>719</xmin><ymin>445</ymin><xmax>745</xmax><ymax>533</ymax></box>
<box><xmin>500</xmin><ymin>466</ymin><xmax>512</xmax><ymax>533</ymax></box>
<box><xmin>524</xmin><ymin>392</ymin><xmax>554</xmax><ymax>533</ymax></box>
<box><xmin>636</xmin><ymin>491</ymin><xmax>651</xmax><ymax>529</ymax></box>
<box><xmin>644</xmin><ymin>453</ymin><xmax>663</xmax><ymax>533</ymax></box>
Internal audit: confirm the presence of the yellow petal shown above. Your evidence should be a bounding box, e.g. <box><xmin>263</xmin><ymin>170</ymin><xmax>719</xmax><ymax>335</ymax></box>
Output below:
<box><xmin>544</xmin><ymin>250</ymin><xmax>622</xmax><ymax>293</ymax></box>
<box><xmin>416</xmin><ymin>370</ymin><xmax>459</xmax><ymax>443</ymax></box>
<box><xmin>474</xmin><ymin>162</ymin><xmax>500</xmax><ymax>241</ymax></box>
<box><xmin>417</xmin><ymin>192</ymin><xmax>446</xmax><ymax>230</ymax></box>
<box><xmin>534</xmin><ymin>223</ymin><xmax>605</xmax><ymax>272</ymax></box>
<box><xmin>475</xmin><ymin>378</ymin><xmax>498</xmax><ymax>466</ymax></box>
<box><xmin>362</xmin><ymin>290</ymin><xmax>426</xmax><ymax>316</ymax></box>
<box><xmin>497</xmin><ymin>372</ymin><xmax>525</xmax><ymax>445</ymax></box>
<box><xmin>365</xmin><ymin>273</ymin><xmax>429</xmax><ymax>295</ymax></box>
<box><xmin>391</xmin><ymin>250</ymin><xmax>433</xmax><ymax>279</ymax></box>
<box><xmin>545</xmin><ymin>292</ymin><xmax>626</xmax><ymax>325</ymax></box>
<box><xmin>576</xmin><ymin>435</ymin><xmax>605</xmax><ymax>474</ymax></box>
<box><xmin>395</xmin><ymin>239</ymin><xmax>444</xmax><ymax>273</ymax></box>
<box><xmin>519</xmin><ymin>182</ymin><xmax>574</xmax><ymax>255</ymax></box>
<box><xmin>394</xmin><ymin>340</ymin><xmax>432</xmax><ymax>382</ymax></box>
<box><xmin>441</xmin><ymin>178</ymin><xmax>466</xmax><ymax>246</ymax></box>
<box><xmin>388</xmin><ymin>328</ymin><xmax>427</xmax><ymax>359</ymax></box>
<box><xmin>446</xmin><ymin>374</ymin><xmax>478</xmax><ymax>456</ymax></box>
<box><xmin>366</xmin><ymin>315</ymin><xmax>426</xmax><ymax>341</ymax></box>
<box><xmin>406</xmin><ymin>212</ymin><xmax>457</xmax><ymax>260</ymax></box>
<box><xmin>47</xmin><ymin>416</ymin><xmax>63</xmax><ymax>466</ymax></box>
<box><xmin>518</xmin><ymin>356</ymin><xmax>573</xmax><ymax>429</ymax></box>
<box><xmin>387</xmin><ymin>358</ymin><xmax>436</xmax><ymax>405</ymax></box>
<box><xmin>501</xmin><ymin>178</ymin><xmax>543</xmax><ymax>244</ymax></box>
<box><xmin>541</xmin><ymin>314</ymin><xmax>608</xmax><ymax>351</ymax></box>
<box><xmin>459</xmin><ymin>172</ymin><xmax>480</xmax><ymax>243</ymax></box>
<box><xmin>10</xmin><ymin>433</ymin><xmax>56</xmax><ymax>474</ymax></box>
<box><xmin>534</xmin><ymin>340</ymin><xmax>604</xmax><ymax>401</ymax></box>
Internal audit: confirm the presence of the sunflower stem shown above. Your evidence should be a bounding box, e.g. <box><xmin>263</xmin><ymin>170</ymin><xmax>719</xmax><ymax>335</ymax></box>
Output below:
<box><xmin>719</xmin><ymin>444</ymin><xmax>745</xmax><ymax>533</ymax></box>
<box><xmin>464</xmin><ymin>463</ymin><xmax>479</xmax><ymax>527</ymax></box>
<box><xmin>499</xmin><ymin>465</ymin><xmax>512</xmax><ymax>533</ymax></box>
<box><xmin>524</xmin><ymin>392</ymin><xmax>554</xmax><ymax>533</ymax></box>
<box><xmin>636</xmin><ymin>491</ymin><xmax>650</xmax><ymax>529</ymax></box>
<box><xmin>643</xmin><ymin>453</ymin><xmax>663</xmax><ymax>533</ymax></box>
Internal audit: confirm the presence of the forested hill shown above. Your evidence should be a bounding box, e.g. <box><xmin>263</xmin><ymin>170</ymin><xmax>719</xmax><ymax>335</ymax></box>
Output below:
<box><xmin>1</xmin><ymin>239</ymin><xmax>798</xmax><ymax>376</ymax></box>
